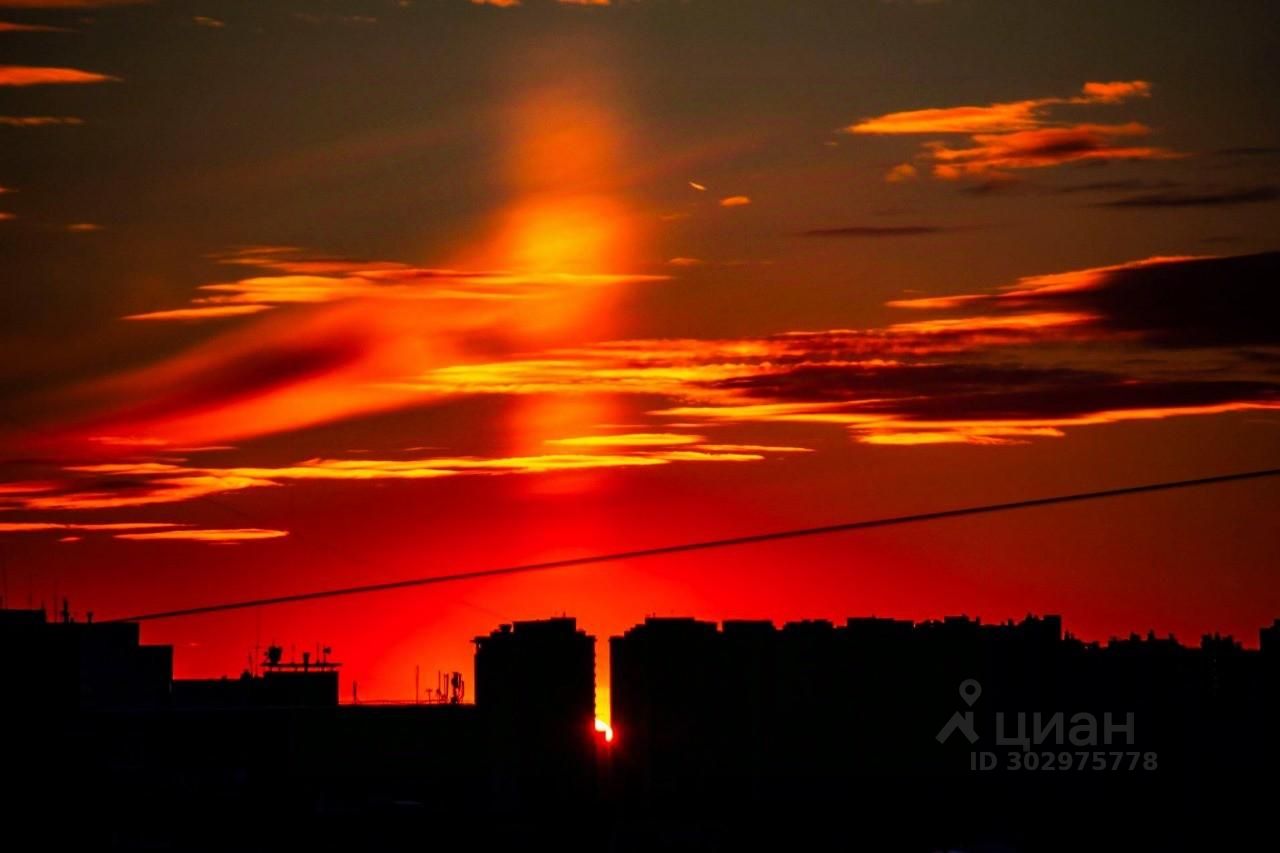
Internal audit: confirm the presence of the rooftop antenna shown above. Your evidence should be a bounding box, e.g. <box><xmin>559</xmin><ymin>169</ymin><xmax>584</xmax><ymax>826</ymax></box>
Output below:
<box><xmin>253</xmin><ymin>611</ymin><xmax>262</xmax><ymax>677</ymax></box>
<box><xmin>450</xmin><ymin>671</ymin><xmax>464</xmax><ymax>704</ymax></box>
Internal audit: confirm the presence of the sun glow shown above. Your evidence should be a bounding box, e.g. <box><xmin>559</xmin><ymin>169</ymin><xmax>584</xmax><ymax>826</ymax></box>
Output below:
<box><xmin>445</xmin><ymin>65</ymin><xmax>648</xmax><ymax>500</ymax></box>
<box><xmin>468</xmin><ymin>77</ymin><xmax>642</xmax><ymax>345</ymax></box>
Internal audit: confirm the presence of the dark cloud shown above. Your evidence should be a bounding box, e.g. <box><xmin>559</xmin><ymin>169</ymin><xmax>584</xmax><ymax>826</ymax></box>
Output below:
<box><xmin>863</xmin><ymin>378</ymin><xmax>1277</xmax><ymax>422</ymax></box>
<box><xmin>894</xmin><ymin>252</ymin><xmax>1280</xmax><ymax>350</ymax></box>
<box><xmin>1095</xmin><ymin>186</ymin><xmax>1280</xmax><ymax>208</ymax></box>
<box><xmin>799</xmin><ymin>225</ymin><xmax>957</xmax><ymax>237</ymax></box>
<box><xmin>1212</xmin><ymin>146</ymin><xmax>1280</xmax><ymax>157</ymax></box>
<box><xmin>925</xmin><ymin>124</ymin><xmax>1175</xmax><ymax>180</ymax></box>
<box><xmin>1055</xmin><ymin>179</ymin><xmax>1184</xmax><ymax>194</ymax></box>
<box><xmin>681</xmin><ymin>354</ymin><xmax>1279</xmax><ymax>448</ymax></box>
<box><xmin>706</xmin><ymin>361</ymin><xmax>1277</xmax><ymax>422</ymax></box>
<box><xmin>1030</xmin><ymin>252</ymin><xmax>1280</xmax><ymax>348</ymax></box>
<box><xmin>959</xmin><ymin>176</ymin><xmax>1026</xmax><ymax>195</ymax></box>
<box><xmin>706</xmin><ymin>363</ymin><xmax>1106</xmax><ymax>403</ymax></box>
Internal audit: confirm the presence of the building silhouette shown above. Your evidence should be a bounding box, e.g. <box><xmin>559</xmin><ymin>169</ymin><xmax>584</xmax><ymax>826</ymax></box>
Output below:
<box><xmin>171</xmin><ymin>645</ymin><xmax>340</xmax><ymax>708</ymax></box>
<box><xmin>1</xmin><ymin>604</ymin><xmax>1276</xmax><ymax>850</ymax></box>
<box><xmin>474</xmin><ymin>618</ymin><xmax>597</xmax><ymax>808</ymax></box>
<box><xmin>1</xmin><ymin>605</ymin><xmax>172</xmax><ymax>713</ymax></box>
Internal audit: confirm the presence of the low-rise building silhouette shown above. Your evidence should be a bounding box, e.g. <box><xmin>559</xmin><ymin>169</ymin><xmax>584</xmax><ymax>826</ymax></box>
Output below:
<box><xmin>0</xmin><ymin>604</ymin><xmax>171</xmax><ymax>713</ymax></box>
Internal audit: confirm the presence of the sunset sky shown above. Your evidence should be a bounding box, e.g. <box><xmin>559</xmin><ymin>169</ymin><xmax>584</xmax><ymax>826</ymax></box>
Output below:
<box><xmin>1</xmin><ymin>0</ymin><xmax>1277</xmax><ymax>716</ymax></box>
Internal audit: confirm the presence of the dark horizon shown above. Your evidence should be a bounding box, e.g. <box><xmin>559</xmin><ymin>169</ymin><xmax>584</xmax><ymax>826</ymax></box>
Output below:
<box><xmin>6</xmin><ymin>601</ymin><xmax>1278</xmax><ymax>850</ymax></box>
<box><xmin>7</xmin><ymin>599</ymin><xmax>1280</xmax><ymax>703</ymax></box>
<box><xmin>1</xmin><ymin>0</ymin><xmax>1278</xmax><ymax>713</ymax></box>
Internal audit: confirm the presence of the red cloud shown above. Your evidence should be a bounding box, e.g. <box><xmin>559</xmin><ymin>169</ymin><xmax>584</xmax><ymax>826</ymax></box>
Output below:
<box><xmin>0</xmin><ymin>65</ymin><xmax>117</xmax><ymax>86</ymax></box>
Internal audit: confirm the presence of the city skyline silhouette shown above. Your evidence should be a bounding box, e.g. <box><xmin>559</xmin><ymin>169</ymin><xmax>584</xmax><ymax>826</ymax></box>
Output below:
<box><xmin>5</xmin><ymin>601</ymin><xmax>1277</xmax><ymax>850</ymax></box>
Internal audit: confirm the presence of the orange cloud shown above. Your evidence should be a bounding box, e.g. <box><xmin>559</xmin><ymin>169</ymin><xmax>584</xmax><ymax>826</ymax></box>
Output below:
<box><xmin>15</xmin><ymin>468</ymin><xmax>279</xmax><ymax>511</ymax></box>
<box><xmin>850</xmin><ymin>99</ymin><xmax>1053</xmax><ymax>135</ymax></box>
<box><xmin>848</xmin><ymin>81</ymin><xmax>1171</xmax><ymax>180</ymax></box>
<box><xmin>126</xmin><ymin>250</ymin><xmax>667</xmax><ymax>322</ymax></box>
<box><xmin>546</xmin><ymin>433</ymin><xmax>704</xmax><ymax>448</ymax></box>
<box><xmin>0</xmin><ymin>522</ymin><xmax>290</xmax><ymax>545</ymax></box>
<box><xmin>1081</xmin><ymin>80</ymin><xmax>1151</xmax><ymax>103</ymax></box>
<box><xmin>886</xmin><ymin>311</ymin><xmax>1098</xmax><ymax>336</ymax></box>
<box><xmin>695</xmin><ymin>444</ymin><xmax>813</xmax><ymax>454</ymax></box>
<box><xmin>1</xmin><ymin>444</ymin><xmax>782</xmax><ymax>512</ymax></box>
<box><xmin>658</xmin><ymin>399</ymin><xmax>1277</xmax><ymax>447</ymax></box>
<box><xmin>847</xmin><ymin>80</ymin><xmax>1152</xmax><ymax>135</ymax></box>
<box><xmin>124</xmin><ymin>305</ymin><xmax>273</xmax><ymax>321</ymax></box>
<box><xmin>720</xmin><ymin>195</ymin><xmax>752</xmax><ymax>207</ymax></box>
<box><xmin>114</xmin><ymin>528</ymin><xmax>288</xmax><ymax>543</ymax></box>
<box><xmin>885</xmin><ymin>163</ymin><xmax>917</xmax><ymax>182</ymax></box>
<box><xmin>846</xmin><ymin>402</ymin><xmax>1269</xmax><ymax>447</ymax></box>
<box><xmin>0</xmin><ymin>65</ymin><xmax>118</xmax><ymax>86</ymax></box>
<box><xmin>0</xmin><ymin>522</ymin><xmax>183</xmax><ymax>533</ymax></box>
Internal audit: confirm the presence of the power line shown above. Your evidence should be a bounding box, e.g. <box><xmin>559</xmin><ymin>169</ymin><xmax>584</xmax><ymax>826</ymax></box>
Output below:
<box><xmin>111</xmin><ymin>466</ymin><xmax>1280</xmax><ymax>623</ymax></box>
<box><xmin>197</xmin><ymin>494</ymin><xmax>512</xmax><ymax>624</ymax></box>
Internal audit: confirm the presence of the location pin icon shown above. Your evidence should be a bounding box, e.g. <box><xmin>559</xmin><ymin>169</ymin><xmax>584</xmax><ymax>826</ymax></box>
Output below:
<box><xmin>959</xmin><ymin>678</ymin><xmax>982</xmax><ymax>706</ymax></box>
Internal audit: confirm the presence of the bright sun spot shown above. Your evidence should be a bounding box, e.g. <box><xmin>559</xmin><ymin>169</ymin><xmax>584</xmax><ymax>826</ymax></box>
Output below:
<box><xmin>594</xmin><ymin>718</ymin><xmax>614</xmax><ymax>744</ymax></box>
